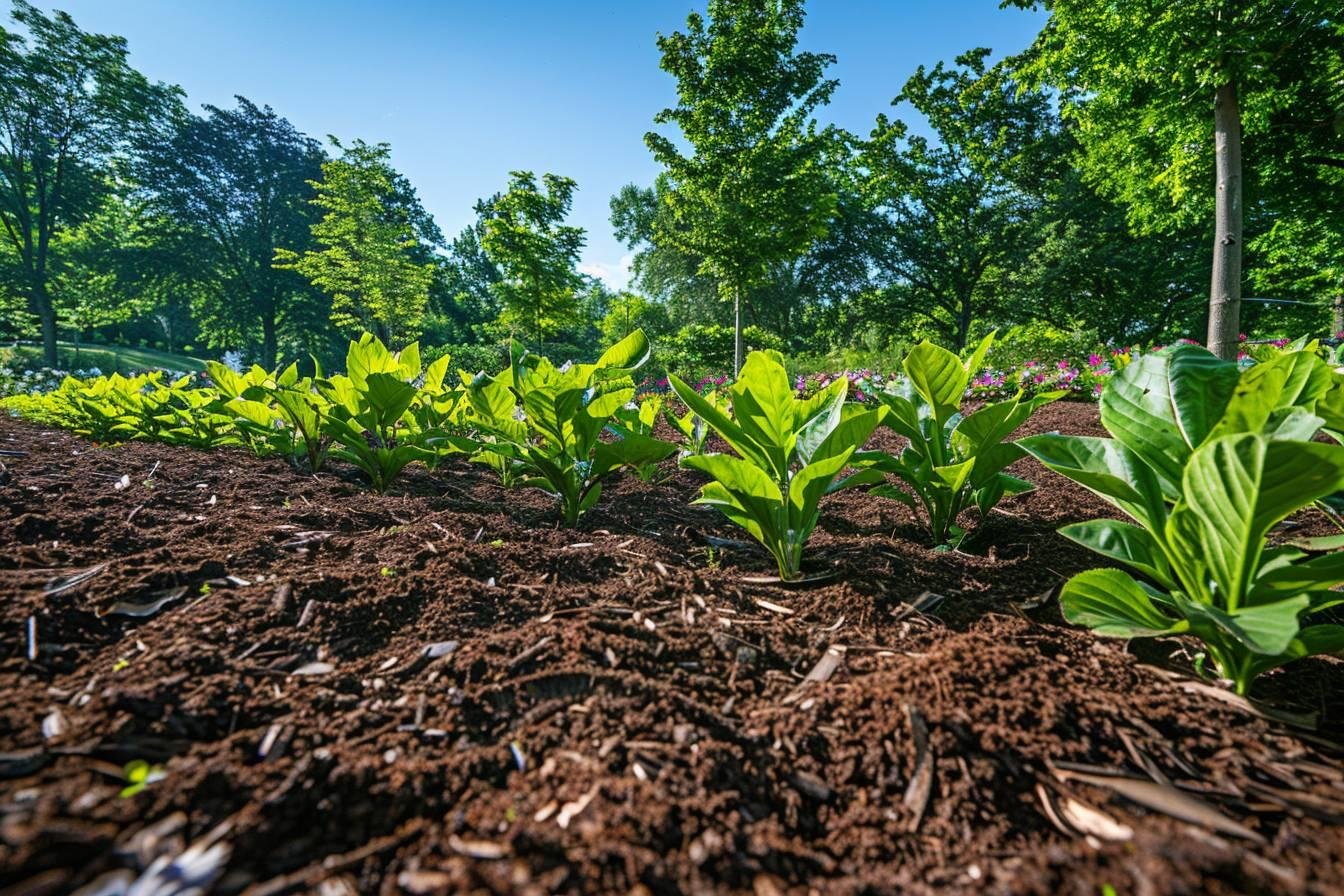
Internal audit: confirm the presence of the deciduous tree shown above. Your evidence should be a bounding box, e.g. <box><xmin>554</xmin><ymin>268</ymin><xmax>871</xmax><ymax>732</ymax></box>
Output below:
<box><xmin>1010</xmin><ymin>0</ymin><xmax>1343</xmax><ymax>358</ymax></box>
<box><xmin>141</xmin><ymin>97</ymin><xmax>324</xmax><ymax>366</ymax></box>
<box><xmin>645</xmin><ymin>0</ymin><xmax>839</xmax><ymax>373</ymax></box>
<box><xmin>0</xmin><ymin>0</ymin><xmax>179</xmax><ymax>365</ymax></box>
<box><xmin>275</xmin><ymin>138</ymin><xmax>436</xmax><ymax>349</ymax></box>
<box><xmin>478</xmin><ymin>171</ymin><xmax>585</xmax><ymax>348</ymax></box>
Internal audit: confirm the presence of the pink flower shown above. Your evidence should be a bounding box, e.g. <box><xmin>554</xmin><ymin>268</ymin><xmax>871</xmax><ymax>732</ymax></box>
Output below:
<box><xmin>1087</xmin><ymin>353</ymin><xmax>1103</xmax><ymax>368</ymax></box>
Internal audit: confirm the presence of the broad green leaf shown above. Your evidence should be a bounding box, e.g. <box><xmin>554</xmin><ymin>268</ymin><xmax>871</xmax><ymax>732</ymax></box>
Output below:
<box><xmin>933</xmin><ymin>458</ymin><xmax>974</xmax><ymax>493</ymax></box>
<box><xmin>1210</xmin><ymin>350</ymin><xmax>1332</xmax><ymax>439</ymax></box>
<box><xmin>1180</xmin><ymin>436</ymin><xmax>1344</xmax><ymax>604</ymax></box>
<box><xmin>595</xmin><ymin>328</ymin><xmax>651</xmax><ymax>372</ymax></box>
<box><xmin>1100</xmin><ymin>345</ymin><xmax>1240</xmax><ymax>492</ymax></box>
<box><xmin>683</xmin><ymin>453</ymin><xmax>783</xmax><ymax>503</ymax></box>
<box><xmin>904</xmin><ymin>340</ymin><xmax>966</xmax><ymax>424</ymax></box>
<box><xmin>1059</xmin><ymin>519</ymin><xmax>1173</xmax><ymax>588</ymax></box>
<box><xmin>669</xmin><ymin>373</ymin><xmax>767</xmax><ymax>469</ymax></box>
<box><xmin>1172</xmin><ymin>592</ymin><xmax>1309</xmax><ymax>657</ymax></box>
<box><xmin>1060</xmin><ymin>568</ymin><xmax>1187</xmax><ymax>638</ymax></box>
<box><xmin>1018</xmin><ymin>433</ymin><xmax>1167</xmax><ymax>529</ymax></box>
<box><xmin>363</xmin><ymin>373</ymin><xmax>419</xmax><ymax>429</ymax></box>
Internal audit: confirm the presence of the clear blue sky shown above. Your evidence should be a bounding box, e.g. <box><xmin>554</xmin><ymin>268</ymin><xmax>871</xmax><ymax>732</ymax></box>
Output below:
<box><xmin>32</xmin><ymin>1</ymin><xmax>1045</xmax><ymax>287</ymax></box>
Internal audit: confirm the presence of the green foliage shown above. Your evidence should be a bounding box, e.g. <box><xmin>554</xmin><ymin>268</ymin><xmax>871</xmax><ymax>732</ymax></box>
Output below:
<box><xmin>275</xmin><ymin>138</ymin><xmax>436</xmax><ymax>348</ymax></box>
<box><xmin>669</xmin><ymin>349</ymin><xmax>885</xmax><ymax>579</ymax></box>
<box><xmin>610</xmin><ymin>394</ymin><xmax>669</xmax><ymax>482</ymax></box>
<box><xmin>141</xmin><ymin>96</ymin><xmax>325</xmax><ymax>366</ymax></box>
<box><xmin>861</xmin><ymin>50</ymin><xmax>1054</xmax><ymax>350</ymax></box>
<box><xmin>661</xmin><ymin>323</ymin><xmax>785</xmax><ymax>381</ymax></box>
<box><xmin>984</xmin><ymin>322</ymin><xmax>1101</xmax><ymax>371</ymax></box>
<box><xmin>664</xmin><ymin>387</ymin><xmax>730</xmax><ymax>458</ymax></box>
<box><xmin>860</xmin><ymin>333</ymin><xmax>1063</xmax><ymax>545</ymax></box>
<box><xmin>423</xmin><ymin>342</ymin><xmax>504</xmax><ymax>381</ymax></box>
<box><xmin>646</xmin><ymin>0</ymin><xmax>840</xmax><ymax>371</ymax></box>
<box><xmin>0</xmin><ymin>0</ymin><xmax>182</xmax><ymax>366</ymax></box>
<box><xmin>466</xmin><ymin>329</ymin><xmax>677</xmax><ymax>525</ymax></box>
<box><xmin>1021</xmin><ymin>344</ymin><xmax>1344</xmax><ymax>693</ymax></box>
<box><xmin>599</xmin><ymin>292</ymin><xmax>671</xmax><ymax>345</ymax></box>
<box><xmin>478</xmin><ymin>171</ymin><xmax>586</xmax><ymax>347</ymax></box>
<box><xmin>316</xmin><ymin>334</ymin><xmax>438</xmax><ymax>493</ymax></box>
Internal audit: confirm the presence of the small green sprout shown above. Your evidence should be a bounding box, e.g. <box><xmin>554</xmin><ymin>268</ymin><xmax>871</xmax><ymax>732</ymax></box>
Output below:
<box><xmin>119</xmin><ymin>759</ymin><xmax>166</xmax><ymax>798</ymax></box>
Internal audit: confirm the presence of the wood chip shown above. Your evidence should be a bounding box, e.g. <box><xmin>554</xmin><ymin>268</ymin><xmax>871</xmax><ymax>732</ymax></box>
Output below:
<box><xmin>902</xmin><ymin>704</ymin><xmax>933</xmax><ymax>832</ymax></box>
<box><xmin>448</xmin><ymin>835</ymin><xmax>507</xmax><ymax>859</ymax></box>
<box><xmin>751</xmin><ymin>597</ymin><xmax>794</xmax><ymax>616</ymax></box>
<box><xmin>556</xmin><ymin>785</ymin><xmax>599</xmax><ymax>829</ymax></box>
<box><xmin>102</xmin><ymin>586</ymin><xmax>187</xmax><ymax>618</ymax></box>
<box><xmin>43</xmin><ymin>562</ymin><xmax>109</xmax><ymax>596</ymax></box>
<box><xmin>1049</xmin><ymin>765</ymin><xmax>1265</xmax><ymax>844</ymax></box>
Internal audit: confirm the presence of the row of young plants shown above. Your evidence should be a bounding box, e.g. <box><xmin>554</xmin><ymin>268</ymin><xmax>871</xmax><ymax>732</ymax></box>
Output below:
<box><xmin>7</xmin><ymin>329</ymin><xmax>1344</xmax><ymax>694</ymax></box>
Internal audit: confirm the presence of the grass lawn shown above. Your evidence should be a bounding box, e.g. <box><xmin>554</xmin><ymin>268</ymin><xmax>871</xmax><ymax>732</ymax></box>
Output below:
<box><xmin>4</xmin><ymin>340</ymin><xmax>208</xmax><ymax>374</ymax></box>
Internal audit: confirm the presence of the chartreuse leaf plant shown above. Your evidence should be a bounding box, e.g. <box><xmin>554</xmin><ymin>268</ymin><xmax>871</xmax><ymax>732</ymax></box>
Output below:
<box><xmin>1021</xmin><ymin>344</ymin><xmax>1344</xmax><ymax>694</ymax></box>
<box><xmin>316</xmin><ymin>334</ymin><xmax>436</xmax><ymax>492</ymax></box>
<box><xmin>610</xmin><ymin>394</ymin><xmax>669</xmax><ymax>482</ymax></box>
<box><xmin>859</xmin><ymin>332</ymin><xmax>1063</xmax><ymax>547</ymax></box>
<box><xmin>466</xmin><ymin>329</ymin><xmax>677</xmax><ymax>525</ymax></box>
<box><xmin>669</xmin><ymin>350</ymin><xmax>885</xmax><ymax>580</ymax></box>
<box><xmin>664</xmin><ymin>387</ymin><xmax>729</xmax><ymax>457</ymax></box>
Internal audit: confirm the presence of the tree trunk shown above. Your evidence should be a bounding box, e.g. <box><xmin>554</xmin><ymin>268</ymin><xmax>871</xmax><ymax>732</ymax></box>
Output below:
<box><xmin>956</xmin><ymin>296</ymin><xmax>973</xmax><ymax>352</ymax></box>
<box><xmin>1332</xmin><ymin>292</ymin><xmax>1343</xmax><ymax>337</ymax></box>
<box><xmin>733</xmin><ymin>287</ymin><xmax>743</xmax><ymax>377</ymax></box>
<box><xmin>1207</xmin><ymin>80</ymin><xmax>1243</xmax><ymax>360</ymax></box>
<box><xmin>261</xmin><ymin>313</ymin><xmax>278</xmax><ymax>369</ymax></box>
<box><xmin>36</xmin><ymin>284</ymin><xmax>57</xmax><ymax>368</ymax></box>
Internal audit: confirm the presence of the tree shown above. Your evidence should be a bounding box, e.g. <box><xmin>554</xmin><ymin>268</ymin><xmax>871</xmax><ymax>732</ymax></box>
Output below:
<box><xmin>861</xmin><ymin>50</ymin><xmax>1052</xmax><ymax>349</ymax></box>
<box><xmin>478</xmin><ymin>171</ymin><xmax>585</xmax><ymax>348</ymax></box>
<box><xmin>141</xmin><ymin>97</ymin><xmax>324</xmax><ymax>366</ymax></box>
<box><xmin>1011</xmin><ymin>0</ymin><xmax>1344</xmax><ymax>358</ymax></box>
<box><xmin>0</xmin><ymin>1</ymin><xmax>180</xmax><ymax>365</ymax></box>
<box><xmin>275</xmin><ymin>138</ymin><xmax>436</xmax><ymax>349</ymax></box>
<box><xmin>645</xmin><ymin>0</ymin><xmax>839</xmax><ymax>373</ymax></box>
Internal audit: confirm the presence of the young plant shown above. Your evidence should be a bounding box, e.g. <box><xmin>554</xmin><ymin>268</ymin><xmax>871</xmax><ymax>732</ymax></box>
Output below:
<box><xmin>860</xmin><ymin>333</ymin><xmax>1063</xmax><ymax>546</ymax></box>
<box><xmin>611</xmin><ymin>394</ymin><xmax>670</xmax><ymax>482</ymax></box>
<box><xmin>317</xmin><ymin>335</ymin><xmax>433</xmax><ymax>492</ymax></box>
<box><xmin>664</xmin><ymin>387</ymin><xmax>729</xmax><ymax>457</ymax></box>
<box><xmin>1021</xmin><ymin>344</ymin><xmax>1344</xmax><ymax>694</ymax></box>
<box><xmin>465</xmin><ymin>329</ymin><xmax>677</xmax><ymax>525</ymax></box>
<box><xmin>668</xmin><ymin>350</ymin><xmax>885</xmax><ymax>580</ymax></box>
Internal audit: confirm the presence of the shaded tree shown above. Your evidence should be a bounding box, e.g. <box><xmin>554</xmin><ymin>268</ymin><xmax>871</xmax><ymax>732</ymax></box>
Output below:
<box><xmin>646</xmin><ymin>0</ymin><xmax>839</xmax><ymax>373</ymax></box>
<box><xmin>862</xmin><ymin>50</ymin><xmax>1052</xmax><ymax>349</ymax></box>
<box><xmin>141</xmin><ymin>96</ymin><xmax>324</xmax><ymax>366</ymax></box>
<box><xmin>0</xmin><ymin>0</ymin><xmax>179</xmax><ymax>365</ymax></box>
<box><xmin>276</xmin><ymin>138</ymin><xmax>436</xmax><ymax>348</ymax></box>
<box><xmin>1011</xmin><ymin>0</ymin><xmax>1344</xmax><ymax>358</ymax></box>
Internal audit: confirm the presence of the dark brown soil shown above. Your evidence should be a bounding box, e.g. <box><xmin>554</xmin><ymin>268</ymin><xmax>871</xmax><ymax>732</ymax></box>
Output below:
<box><xmin>1</xmin><ymin>403</ymin><xmax>1342</xmax><ymax>895</ymax></box>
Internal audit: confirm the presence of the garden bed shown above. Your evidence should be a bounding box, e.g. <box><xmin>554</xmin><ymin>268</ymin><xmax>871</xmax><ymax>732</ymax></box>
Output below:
<box><xmin>1</xmin><ymin>403</ymin><xmax>1342</xmax><ymax>895</ymax></box>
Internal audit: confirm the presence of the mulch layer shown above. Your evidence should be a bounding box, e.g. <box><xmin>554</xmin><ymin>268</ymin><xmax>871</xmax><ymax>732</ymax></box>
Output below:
<box><xmin>1</xmin><ymin>403</ymin><xmax>1342</xmax><ymax>895</ymax></box>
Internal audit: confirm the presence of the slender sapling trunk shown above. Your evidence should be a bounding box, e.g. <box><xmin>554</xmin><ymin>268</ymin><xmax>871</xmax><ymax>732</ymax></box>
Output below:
<box><xmin>1207</xmin><ymin>80</ymin><xmax>1243</xmax><ymax>360</ymax></box>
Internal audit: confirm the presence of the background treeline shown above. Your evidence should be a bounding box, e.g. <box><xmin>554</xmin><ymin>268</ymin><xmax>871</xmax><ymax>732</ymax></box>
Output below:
<box><xmin>1</xmin><ymin>0</ymin><xmax>1340</xmax><ymax>378</ymax></box>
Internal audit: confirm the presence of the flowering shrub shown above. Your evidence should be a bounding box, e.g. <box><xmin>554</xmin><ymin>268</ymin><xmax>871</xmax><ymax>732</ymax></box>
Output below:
<box><xmin>0</xmin><ymin>364</ymin><xmax>103</xmax><ymax>397</ymax></box>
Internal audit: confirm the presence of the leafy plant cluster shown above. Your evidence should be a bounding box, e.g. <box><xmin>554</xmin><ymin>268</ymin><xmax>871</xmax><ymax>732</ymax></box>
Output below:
<box><xmin>4</xmin><ymin>330</ymin><xmax>682</xmax><ymax>523</ymax></box>
<box><xmin>11</xmin><ymin>329</ymin><xmax>1344</xmax><ymax>697</ymax></box>
<box><xmin>1023</xmin><ymin>343</ymin><xmax>1344</xmax><ymax>694</ymax></box>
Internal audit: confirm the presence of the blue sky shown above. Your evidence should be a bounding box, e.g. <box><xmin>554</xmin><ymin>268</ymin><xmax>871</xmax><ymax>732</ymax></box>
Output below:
<box><xmin>31</xmin><ymin>1</ymin><xmax>1045</xmax><ymax>287</ymax></box>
